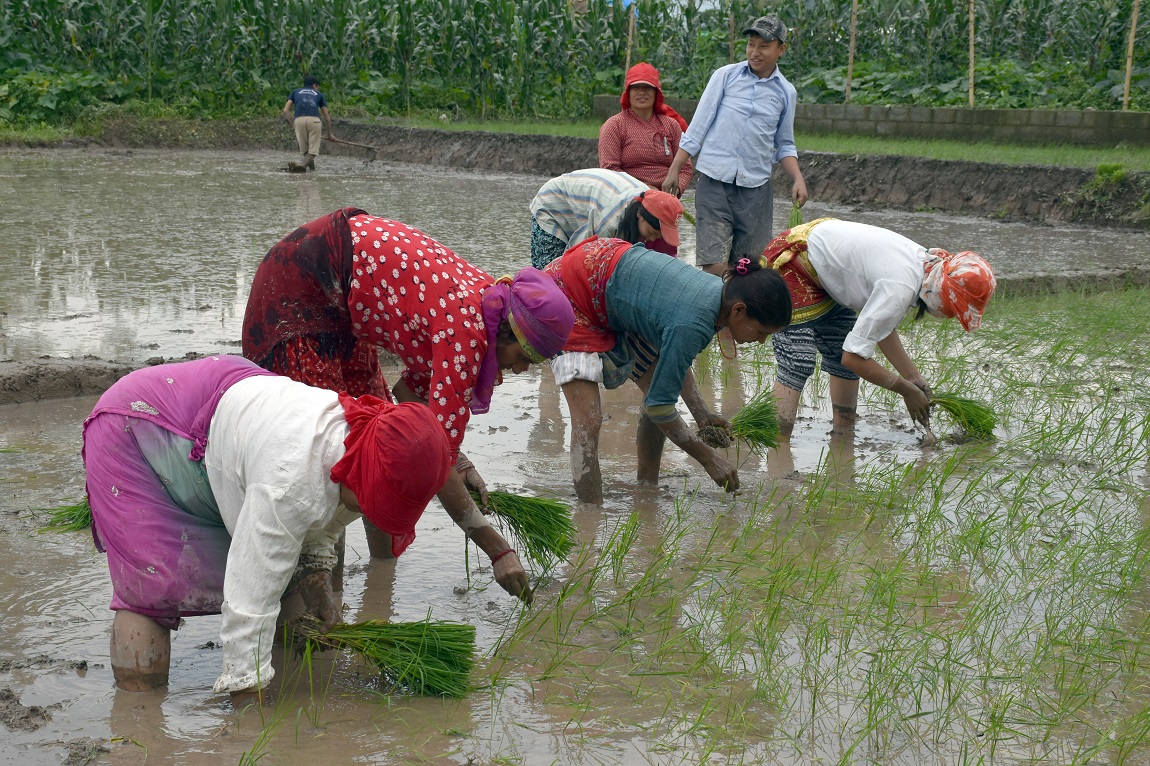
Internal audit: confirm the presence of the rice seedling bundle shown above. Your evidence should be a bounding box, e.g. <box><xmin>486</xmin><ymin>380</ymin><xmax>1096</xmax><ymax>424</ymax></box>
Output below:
<box><xmin>302</xmin><ymin>619</ymin><xmax>476</xmax><ymax>698</ymax></box>
<box><xmin>787</xmin><ymin>201</ymin><xmax>804</xmax><ymax>228</ymax></box>
<box><xmin>40</xmin><ymin>497</ymin><xmax>92</xmax><ymax>533</ymax></box>
<box><xmin>930</xmin><ymin>392</ymin><xmax>997</xmax><ymax>439</ymax></box>
<box><xmin>472</xmin><ymin>491</ymin><xmax>576</xmax><ymax>568</ymax></box>
<box><xmin>730</xmin><ymin>389</ymin><xmax>781</xmax><ymax>453</ymax></box>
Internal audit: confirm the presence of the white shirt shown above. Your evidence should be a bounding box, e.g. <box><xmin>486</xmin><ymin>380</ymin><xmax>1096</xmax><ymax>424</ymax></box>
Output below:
<box><xmin>203</xmin><ymin>375</ymin><xmax>359</xmax><ymax>694</ymax></box>
<box><xmin>806</xmin><ymin>220</ymin><xmax>928</xmax><ymax>359</ymax></box>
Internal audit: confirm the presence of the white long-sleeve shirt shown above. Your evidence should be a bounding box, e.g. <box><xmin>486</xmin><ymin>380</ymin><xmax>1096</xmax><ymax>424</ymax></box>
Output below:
<box><xmin>806</xmin><ymin>221</ymin><xmax>929</xmax><ymax>359</ymax></box>
<box><xmin>203</xmin><ymin>375</ymin><xmax>359</xmax><ymax>693</ymax></box>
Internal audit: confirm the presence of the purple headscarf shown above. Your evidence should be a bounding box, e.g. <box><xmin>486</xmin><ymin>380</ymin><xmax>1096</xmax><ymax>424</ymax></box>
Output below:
<box><xmin>472</xmin><ymin>268</ymin><xmax>575</xmax><ymax>414</ymax></box>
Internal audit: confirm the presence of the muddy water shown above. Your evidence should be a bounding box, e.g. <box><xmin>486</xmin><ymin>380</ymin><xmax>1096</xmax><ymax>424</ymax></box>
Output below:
<box><xmin>1</xmin><ymin>148</ymin><xmax>1148</xmax><ymax>764</ymax></box>
<box><xmin>3</xmin><ymin>148</ymin><xmax>1149</xmax><ymax>363</ymax></box>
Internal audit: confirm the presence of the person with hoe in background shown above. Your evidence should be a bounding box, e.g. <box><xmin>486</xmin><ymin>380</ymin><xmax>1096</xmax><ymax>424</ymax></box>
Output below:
<box><xmin>82</xmin><ymin>355</ymin><xmax>451</xmax><ymax>705</ymax></box>
<box><xmin>544</xmin><ymin>235</ymin><xmax>792</xmax><ymax>503</ymax></box>
<box><xmin>529</xmin><ymin>167</ymin><xmax>686</xmax><ymax>268</ymax></box>
<box><xmin>663</xmin><ymin>16</ymin><xmax>808</xmax><ymax>276</ymax></box>
<box><xmin>242</xmin><ymin>208</ymin><xmax>574</xmax><ymax>595</ymax></box>
<box><xmin>764</xmin><ymin>218</ymin><xmax>997</xmax><ymax>439</ymax></box>
<box><xmin>282</xmin><ymin>73</ymin><xmax>334</xmax><ymax>172</ymax></box>
<box><xmin>598</xmin><ymin>62</ymin><xmax>693</xmax><ymax>255</ymax></box>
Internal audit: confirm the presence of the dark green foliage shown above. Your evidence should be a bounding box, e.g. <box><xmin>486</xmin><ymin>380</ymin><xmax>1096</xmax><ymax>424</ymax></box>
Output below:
<box><xmin>1</xmin><ymin>0</ymin><xmax>1145</xmax><ymax>125</ymax></box>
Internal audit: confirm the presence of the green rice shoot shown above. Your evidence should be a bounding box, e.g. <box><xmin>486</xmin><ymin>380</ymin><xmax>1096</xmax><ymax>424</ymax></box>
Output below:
<box><xmin>930</xmin><ymin>392</ymin><xmax>997</xmax><ymax>439</ymax></box>
<box><xmin>39</xmin><ymin>497</ymin><xmax>93</xmax><ymax>533</ymax></box>
<box><xmin>472</xmin><ymin>490</ymin><xmax>576</xmax><ymax>569</ymax></box>
<box><xmin>302</xmin><ymin>618</ymin><xmax>476</xmax><ymax>698</ymax></box>
<box><xmin>788</xmin><ymin>200</ymin><xmax>803</xmax><ymax>228</ymax></box>
<box><xmin>730</xmin><ymin>389</ymin><xmax>782</xmax><ymax>453</ymax></box>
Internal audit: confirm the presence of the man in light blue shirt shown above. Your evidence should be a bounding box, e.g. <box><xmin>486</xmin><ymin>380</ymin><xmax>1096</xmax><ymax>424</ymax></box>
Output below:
<box><xmin>664</xmin><ymin>16</ymin><xmax>809</xmax><ymax>276</ymax></box>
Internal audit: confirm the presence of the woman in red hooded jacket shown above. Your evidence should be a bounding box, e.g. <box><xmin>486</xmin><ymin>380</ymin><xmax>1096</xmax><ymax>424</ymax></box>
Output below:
<box><xmin>598</xmin><ymin>63</ymin><xmax>693</xmax><ymax>256</ymax></box>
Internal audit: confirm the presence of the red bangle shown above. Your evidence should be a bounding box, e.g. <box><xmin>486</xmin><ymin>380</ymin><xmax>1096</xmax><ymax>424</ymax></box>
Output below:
<box><xmin>491</xmin><ymin>549</ymin><xmax>516</xmax><ymax>564</ymax></box>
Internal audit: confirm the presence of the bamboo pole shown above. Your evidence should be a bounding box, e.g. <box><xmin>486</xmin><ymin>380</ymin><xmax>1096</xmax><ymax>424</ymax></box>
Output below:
<box><xmin>845</xmin><ymin>0</ymin><xmax>858</xmax><ymax>103</ymax></box>
<box><xmin>729</xmin><ymin>6</ymin><xmax>736</xmax><ymax>65</ymax></box>
<box><xmin>968</xmin><ymin>0</ymin><xmax>976</xmax><ymax>108</ymax></box>
<box><xmin>624</xmin><ymin>3</ymin><xmax>636</xmax><ymax>74</ymax></box>
<box><xmin>1125</xmin><ymin>0</ymin><xmax>1142</xmax><ymax>110</ymax></box>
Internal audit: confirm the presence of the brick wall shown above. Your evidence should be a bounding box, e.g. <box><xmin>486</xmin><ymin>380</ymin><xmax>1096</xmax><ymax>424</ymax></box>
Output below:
<box><xmin>591</xmin><ymin>94</ymin><xmax>1150</xmax><ymax>146</ymax></box>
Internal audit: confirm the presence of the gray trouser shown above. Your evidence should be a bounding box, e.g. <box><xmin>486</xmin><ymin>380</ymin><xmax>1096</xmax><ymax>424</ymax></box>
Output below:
<box><xmin>693</xmin><ymin>173</ymin><xmax>775</xmax><ymax>267</ymax></box>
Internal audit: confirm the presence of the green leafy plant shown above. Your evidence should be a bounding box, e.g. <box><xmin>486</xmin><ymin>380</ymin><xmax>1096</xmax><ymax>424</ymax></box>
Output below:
<box><xmin>39</xmin><ymin>497</ymin><xmax>93</xmax><ymax>532</ymax></box>
<box><xmin>930</xmin><ymin>392</ymin><xmax>997</xmax><ymax>439</ymax></box>
<box><xmin>473</xmin><ymin>490</ymin><xmax>576</xmax><ymax>569</ymax></box>
<box><xmin>300</xmin><ymin>618</ymin><xmax>476</xmax><ymax>698</ymax></box>
<box><xmin>729</xmin><ymin>388</ymin><xmax>781</xmax><ymax>453</ymax></box>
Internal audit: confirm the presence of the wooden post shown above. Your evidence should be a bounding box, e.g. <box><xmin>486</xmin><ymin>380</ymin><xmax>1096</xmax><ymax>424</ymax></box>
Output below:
<box><xmin>968</xmin><ymin>0</ymin><xmax>976</xmax><ymax>108</ymax></box>
<box><xmin>1125</xmin><ymin>0</ymin><xmax>1142</xmax><ymax>110</ymax></box>
<box><xmin>729</xmin><ymin>6</ymin><xmax>736</xmax><ymax>64</ymax></box>
<box><xmin>624</xmin><ymin>3</ymin><xmax>636</xmax><ymax>74</ymax></box>
<box><xmin>846</xmin><ymin>0</ymin><xmax>858</xmax><ymax>104</ymax></box>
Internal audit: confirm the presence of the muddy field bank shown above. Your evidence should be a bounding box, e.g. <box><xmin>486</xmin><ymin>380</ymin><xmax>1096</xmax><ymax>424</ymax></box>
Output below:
<box><xmin>19</xmin><ymin>115</ymin><xmax>1150</xmax><ymax>228</ymax></box>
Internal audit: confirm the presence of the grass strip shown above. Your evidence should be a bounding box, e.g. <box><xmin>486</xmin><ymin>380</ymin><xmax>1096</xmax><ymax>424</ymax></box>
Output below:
<box><xmin>730</xmin><ymin>389</ymin><xmax>781</xmax><ymax>453</ymax></box>
<box><xmin>930</xmin><ymin>392</ymin><xmax>997</xmax><ymax>439</ymax></box>
<box><xmin>301</xmin><ymin>618</ymin><xmax>476</xmax><ymax>698</ymax></box>
<box><xmin>39</xmin><ymin>497</ymin><xmax>92</xmax><ymax>532</ymax></box>
<box><xmin>473</xmin><ymin>490</ymin><xmax>576</xmax><ymax>568</ymax></box>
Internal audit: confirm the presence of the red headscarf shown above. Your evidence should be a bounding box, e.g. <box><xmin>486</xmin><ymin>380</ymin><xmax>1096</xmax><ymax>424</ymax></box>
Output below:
<box><xmin>919</xmin><ymin>249</ymin><xmax>997</xmax><ymax>331</ymax></box>
<box><xmin>330</xmin><ymin>393</ymin><xmax>451</xmax><ymax>557</ymax></box>
<box><xmin>620</xmin><ymin>63</ymin><xmax>689</xmax><ymax>133</ymax></box>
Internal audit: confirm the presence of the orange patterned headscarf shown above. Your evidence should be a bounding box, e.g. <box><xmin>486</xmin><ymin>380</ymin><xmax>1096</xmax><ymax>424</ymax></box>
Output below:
<box><xmin>919</xmin><ymin>249</ymin><xmax>997</xmax><ymax>331</ymax></box>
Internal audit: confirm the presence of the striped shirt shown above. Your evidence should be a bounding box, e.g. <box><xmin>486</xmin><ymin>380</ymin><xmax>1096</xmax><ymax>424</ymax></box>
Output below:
<box><xmin>530</xmin><ymin>168</ymin><xmax>648</xmax><ymax>246</ymax></box>
<box><xmin>679</xmin><ymin>62</ymin><xmax>798</xmax><ymax>188</ymax></box>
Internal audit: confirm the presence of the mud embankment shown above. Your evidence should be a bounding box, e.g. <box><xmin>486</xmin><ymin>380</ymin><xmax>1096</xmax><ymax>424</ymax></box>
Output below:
<box><xmin>15</xmin><ymin>115</ymin><xmax>1150</xmax><ymax>229</ymax></box>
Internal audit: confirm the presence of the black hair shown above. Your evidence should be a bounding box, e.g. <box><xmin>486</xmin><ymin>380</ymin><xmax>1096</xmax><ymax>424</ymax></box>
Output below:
<box><xmin>914</xmin><ymin>297</ymin><xmax>928</xmax><ymax>321</ymax></box>
<box><xmin>615</xmin><ymin>198</ymin><xmax>644</xmax><ymax>244</ymax></box>
<box><xmin>722</xmin><ymin>255</ymin><xmax>792</xmax><ymax>329</ymax></box>
<box><xmin>495</xmin><ymin>319</ymin><xmax>516</xmax><ymax>346</ymax></box>
<box><xmin>303</xmin><ymin>74</ymin><xmax>319</xmax><ymax>87</ymax></box>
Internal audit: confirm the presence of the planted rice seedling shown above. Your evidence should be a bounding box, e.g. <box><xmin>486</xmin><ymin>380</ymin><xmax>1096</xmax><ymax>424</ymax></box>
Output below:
<box><xmin>729</xmin><ymin>388</ymin><xmax>781</xmax><ymax>453</ymax></box>
<box><xmin>39</xmin><ymin>497</ymin><xmax>92</xmax><ymax>532</ymax></box>
<box><xmin>931</xmin><ymin>392</ymin><xmax>997</xmax><ymax>438</ymax></box>
<box><xmin>472</xmin><ymin>490</ymin><xmax>576</xmax><ymax>569</ymax></box>
<box><xmin>300</xmin><ymin>618</ymin><xmax>475</xmax><ymax>699</ymax></box>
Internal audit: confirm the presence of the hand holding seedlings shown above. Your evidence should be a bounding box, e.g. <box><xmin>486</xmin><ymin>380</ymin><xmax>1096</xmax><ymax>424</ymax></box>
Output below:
<box><xmin>455</xmin><ymin>455</ymin><xmax>489</xmax><ymax>509</ymax></box>
<box><xmin>295</xmin><ymin>569</ymin><xmax>340</xmax><ymax>634</ymax></box>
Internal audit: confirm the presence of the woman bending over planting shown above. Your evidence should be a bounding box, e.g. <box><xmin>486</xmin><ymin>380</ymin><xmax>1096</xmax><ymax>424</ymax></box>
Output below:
<box><xmin>545</xmin><ymin>236</ymin><xmax>792</xmax><ymax>503</ymax></box>
<box><xmin>243</xmin><ymin>208</ymin><xmax>574</xmax><ymax>597</ymax></box>
<box><xmin>765</xmin><ymin>219</ymin><xmax>996</xmax><ymax>438</ymax></box>
<box><xmin>530</xmin><ymin>167</ymin><xmax>686</xmax><ymax>264</ymax></box>
<box><xmin>82</xmin><ymin>355</ymin><xmax>451</xmax><ymax>703</ymax></box>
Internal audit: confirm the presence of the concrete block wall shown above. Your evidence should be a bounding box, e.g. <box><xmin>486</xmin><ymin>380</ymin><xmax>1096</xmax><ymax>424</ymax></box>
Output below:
<box><xmin>591</xmin><ymin>94</ymin><xmax>1150</xmax><ymax>146</ymax></box>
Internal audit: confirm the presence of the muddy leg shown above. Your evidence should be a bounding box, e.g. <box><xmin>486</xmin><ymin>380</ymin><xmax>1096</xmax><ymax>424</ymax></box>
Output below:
<box><xmin>636</xmin><ymin>413</ymin><xmax>666</xmax><ymax>483</ymax></box>
<box><xmin>364</xmin><ymin>518</ymin><xmax>396</xmax><ymax>559</ymax></box>
<box><xmin>773</xmin><ymin>382</ymin><xmax>801</xmax><ymax>441</ymax></box>
<box><xmin>110</xmin><ymin>610</ymin><xmax>171</xmax><ymax>691</ymax></box>
<box><xmin>828</xmin><ymin>376</ymin><xmax>860</xmax><ymax>435</ymax></box>
<box><xmin>562</xmin><ymin>379</ymin><xmax>603</xmax><ymax>504</ymax></box>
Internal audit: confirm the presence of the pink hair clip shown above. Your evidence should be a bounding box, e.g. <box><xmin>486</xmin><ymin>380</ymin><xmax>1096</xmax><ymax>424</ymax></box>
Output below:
<box><xmin>736</xmin><ymin>257</ymin><xmax>751</xmax><ymax>275</ymax></box>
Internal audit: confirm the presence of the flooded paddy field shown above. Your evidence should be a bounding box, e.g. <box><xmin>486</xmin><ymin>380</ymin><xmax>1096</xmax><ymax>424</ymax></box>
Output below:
<box><xmin>1</xmin><ymin>148</ymin><xmax>1149</xmax><ymax>764</ymax></box>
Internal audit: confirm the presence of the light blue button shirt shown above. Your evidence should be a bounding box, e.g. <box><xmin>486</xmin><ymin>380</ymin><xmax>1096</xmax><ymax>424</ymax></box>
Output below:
<box><xmin>679</xmin><ymin>62</ymin><xmax>799</xmax><ymax>188</ymax></box>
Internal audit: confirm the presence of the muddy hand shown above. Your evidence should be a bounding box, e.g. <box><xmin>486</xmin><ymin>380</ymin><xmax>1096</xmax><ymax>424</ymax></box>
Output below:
<box><xmin>297</xmin><ymin>570</ymin><xmax>339</xmax><ymax>633</ymax></box>
<box><xmin>457</xmin><ymin>460</ymin><xmax>490</xmax><ymax>509</ymax></box>
<box><xmin>705</xmin><ymin>451</ymin><xmax>739</xmax><ymax>493</ymax></box>
<box><xmin>493</xmin><ymin>552</ymin><xmax>533</xmax><ymax>605</ymax></box>
<box><xmin>698</xmin><ymin>411</ymin><xmax>732</xmax><ymax>434</ymax></box>
<box><xmin>908</xmin><ymin>376</ymin><xmax>933</xmax><ymax>401</ymax></box>
<box><xmin>902</xmin><ymin>384</ymin><xmax>931</xmax><ymax>429</ymax></box>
